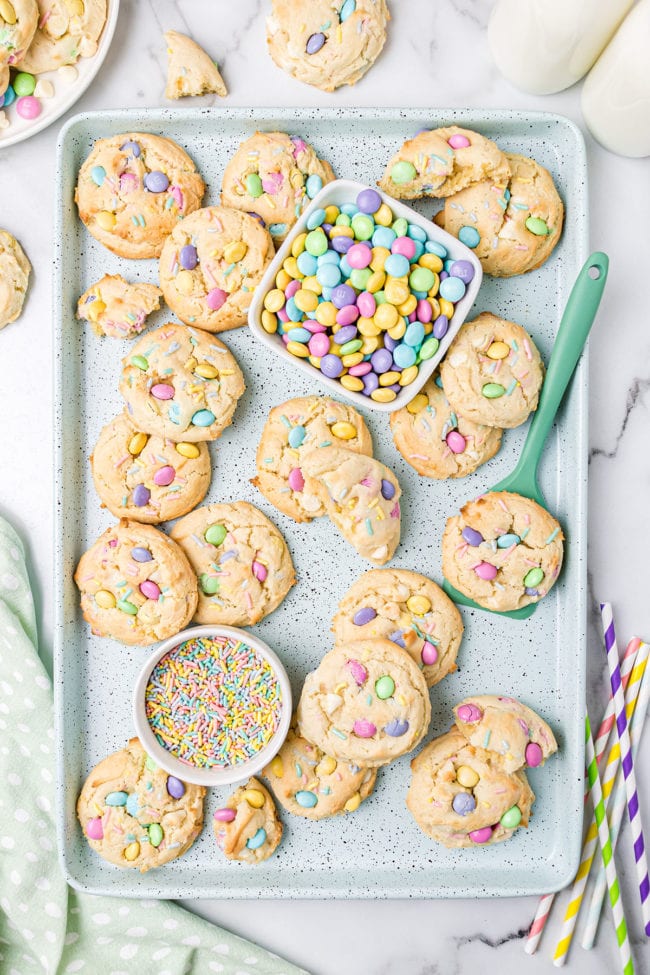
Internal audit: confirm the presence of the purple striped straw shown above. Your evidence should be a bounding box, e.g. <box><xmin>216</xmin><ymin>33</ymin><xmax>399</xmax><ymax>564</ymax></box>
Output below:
<box><xmin>600</xmin><ymin>602</ymin><xmax>650</xmax><ymax>936</ymax></box>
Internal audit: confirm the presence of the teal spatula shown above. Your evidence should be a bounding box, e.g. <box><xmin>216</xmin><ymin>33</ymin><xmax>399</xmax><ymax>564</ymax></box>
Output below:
<box><xmin>442</xmin><ymin>251</ymin><xmax>609</xmax><ymax>620</ymax></box>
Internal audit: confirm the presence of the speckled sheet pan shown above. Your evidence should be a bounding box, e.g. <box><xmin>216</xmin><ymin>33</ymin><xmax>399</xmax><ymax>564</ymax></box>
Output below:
<box><xmin>54</xmin><ymin>108</ymin><xmax>588</xmax><ymax>898</ymax></box>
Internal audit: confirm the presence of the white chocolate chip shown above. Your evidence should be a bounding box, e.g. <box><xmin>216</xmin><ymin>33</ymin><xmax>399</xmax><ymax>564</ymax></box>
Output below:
<box><xmin>0</xmin><ymin>111</ymin><xmax>9</xmax><ymax>130</ymax></box>
<box><xmin>58</xmin><ymin>65</ymin><xmax>78</xmax><ymax>83</ymax></box>
<box><xmin>79</xmin><ymin>38</ymin><xmax>98</xmax><ymax>58</ymax></box>
<box><xmin>34</xmin><ymin>80</ymin><xmax>54</xmax><ymax>99</ymax></box>
<box><xmin>322</xmin><ymin>693</ymin><xmax>343</xmax><ymax>716</ymax></box>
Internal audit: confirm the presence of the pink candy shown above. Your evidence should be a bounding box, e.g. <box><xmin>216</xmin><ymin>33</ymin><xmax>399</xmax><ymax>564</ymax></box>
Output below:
<box><xmin>86</xmin><ymin>817</ymin><xmax>104</xmax><ymax>840</ymax></box>
<box><xmin>151</xmin><ymin>383</ymin><xmax>175</xmax><ymax>400</ymax></box>
<box><xmin>474</xmin><ymin>561</ymin><xmax>497</xmax><ymax>581</ymax></box>
<box><xmin>347</xmin><ymin>243</ymin><xmax>372</xmax><ymax>269</ymax></box>
<box><xmin>252</xmin><ymin>560</ymin><xmax>268</xmax><ymax>582</ymax></box>
<box><xmin>457</xmin><ymin>703</ymin><xmax>483</xmax><ymax>723</ymax></box>
<box><xmin>285</xmin><ymin>279</ymin><xmax>301</xmax><ymax>299</ymax></box>
<box><xmin>262</xmin><ymin>172</ymin><xmax>283</xmax><ymax>195</ymax></box>
<box><xmin>153</xmin><ymin>465</ymin><xmax>175</xmax><ymax>486</ymax></box>
<box><xmin>347</xmin><ymin>659</ymin><xmax>368</xmax><ymax>686</ymax></box>
<box><xmin>448</xmin><ymin>134</ymin><xmax>471</xmax><ymax>149</ymax></box>
<box><xmin>421</xmin><ymin>642</ymin><xmax>438</xmax><ymax>666</ymax></box>
<box><xmin>525</xmin><ymin>742</ymin><xmax>543</xmax><ymax>767</ymax></box>
<box><xmin>140</xmin><ymin>580</ymin><xmax>161</xmax><ymax>601</ymax></box>
<box><xmin>416</xmin><ymin>298</ymin><xmax>433</xmax><ymax>323</ymax></box>
<box><xmin>304</xmin><ymin>321</ymin><xmax>327</xmax><ymax>334</ymax></box>
<box><xmin>214</xmin><ymin>808</ymin><xmax>237</xmax><ymax>823</ymax></box>
<box><xmin>469</xmin><ymin>826</ymin><xmax>493</xmax><ymax>844</ymax></box>
<box><xmin>309</xmin><ymin>333</ymin><xmax>330</xmax><ymax>357</ymax></box>
<box><xmin>288</xmin><ymin>467</ymin><xmax>304</xmax><ymax>492</ymax></box>
<box><xmin>392</xmin><ymin>236</ymin><xmax>416</xmax><ymax>260</ymax></box>
<box><xmin>206</xmin><ymin>288</ymin><xmax>227</xmax><ymax>311</ymax></box>
<box><xmin>336</xmin><ymin>304</ymin><xmax>359</xmax><ymax>326</ymax></box>
<box><xmin>353</xmin><ymin>718</ymin><xmax>377</xmax><ymax>738</ymax></box>
<box><xmin>348</xmin><ymin>362</ymin><xmax>372</xmax><ymax>377</ymax></box>
<box><xmin>357</xmin><ymin>291</ymin><xmax>376</xmax><ymax>317</ymax></box>
<box><xmin>16</xmin><ymin>96</ymin><xmax>41</xmax><ymax>120</ymax></box>
<box><xmin>446</xmin><ymin>431</ymin><xmax>467</xmax><ymax>454</ymax></box>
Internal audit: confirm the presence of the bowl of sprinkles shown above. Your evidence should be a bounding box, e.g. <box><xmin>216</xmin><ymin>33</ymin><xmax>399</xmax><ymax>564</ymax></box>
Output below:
<box><xmin>132</xmin><ymin>625</ymin><xmax>292</xmax><ymax>786</ymax></box>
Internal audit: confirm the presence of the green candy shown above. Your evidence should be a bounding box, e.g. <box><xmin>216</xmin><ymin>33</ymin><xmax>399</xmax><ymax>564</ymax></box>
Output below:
<box><xmin>335</xmin><ymin>213</ymin><xmax>351</xmax><ymax>227</ymax></box>
<box><xmin>245</xmin><ymin>173</ymin><xmax>263</xmax><ymax>198</ymax></box>
<box><xmin>144</xmin><ymin>756</ymin><xmax>157</xmax><ymax>772</ymax></box>
<box><xmin>131</xmin><ymin>355</ymin><xmax>149</xmax><ymax>371</ymax></box>
<box><xmin>391</xmin><ymin>217</ymin><xmax>408</xmax><ymax>237</ymax></box>
<box><xmin>525</xmin><ymin>216</ymin><xmax>549</xmax><ymax>236</ymax></box>
<box><xmin>409</xmin><ymin>266</ymin><xmax>435</xmax><ymax>293</ymax></box>
<box><xmin>13</xmin><ymin>72</ymin><xmax>36</xmax><ymax>96</ymax></box>
<box><xmin>340</xmin><ymin>339</ymin><xmax>363</xmax><ymax>355</ymax></box>
<box><xmin>500</xmin><ymin>805</ymin><xmax>522</xmax><ymax>829</ymax></box>
<box><xmin>419</xmin><ymin>336</ymin><xmax>440</xmax><ymax>360</ymax></box>
<box><xmin>375</xmin><ymin>675</ymin><xmax>395</xmax><ymax>700</ymax></box>
<box><xmin>351</xmin><ymin>214</ymin><xmax>374</xmax><ymax>240</ymax></box>
<box><xmin>373</xmin><ymin>291</ymin><xmax>387</xmax><ymax>306</ymax></box>
<box><xmin>482</xmin><ymin>382</ymin><xmax>506</xmax><ymax>399</ymax></box>
<box><xmin>391</xmin><ymin>161</ymin><xmax>417</xmax><ymax>185</ymax></box>
<box><xmin>200</xmin><ymin>574</ymin><xmax>219</xmax><ymax>595</ymax></box>
<box><xmin>523</xmin><ymin>567</ymin><xmax>545</xmax><ymax>587</ymax></box>
<box><xmin>305</xmin><ymin>229</ymin><xmax>328</xmax><ymax>256</ymax></box>
<box><xmin>148</xmin><ymin>823</ymin><xmax>164</xmax><ymax>847</ymax></box>
<box><xmin>117</xmin><ymin>599</ymin><xmax>138</xmax><ymax>615</ymax></box>
<box><xmin>204</xmin><ymin>523</ymin><xmax>227</xmax><ymax>545</ymax></box>
<box><xmin>349</xmin><ymin>267</ymin><xmax>372</xmax><ymax>290</ymax></box>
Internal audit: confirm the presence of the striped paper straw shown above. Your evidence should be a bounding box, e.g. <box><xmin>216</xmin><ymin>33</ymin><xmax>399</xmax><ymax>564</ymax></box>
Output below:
<box><xmin>583</xmin><ymin>640</ymin><xmax>650</xmax><ymax>949</ymax></box>
<box><xmin>601</xmin><ymin>603</ymin><xmax>650</xmax><ymax>936</ymax></box>
<box><xmin>552</xmin><ymin>640</ymin><xmax>648</xmax><ymax>964</ymax></box>
<box><xmin>524</xmin><ymin>637</ymin><xmax>640</xmax><ymax>956</ymax></box>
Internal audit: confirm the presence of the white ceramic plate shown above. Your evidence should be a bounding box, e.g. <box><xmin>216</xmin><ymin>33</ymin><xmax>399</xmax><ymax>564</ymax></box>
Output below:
<box><xmin>0</xmin><ymin>0</ymin><xmax>119</xmax><ymax>148</ymax></box>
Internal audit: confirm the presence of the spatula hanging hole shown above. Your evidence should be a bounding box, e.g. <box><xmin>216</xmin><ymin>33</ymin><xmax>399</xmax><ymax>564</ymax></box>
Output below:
<box><xmin>588</xmin><ymin>265</ymin><xmax>601</xmax><ymax>279</ymax></box>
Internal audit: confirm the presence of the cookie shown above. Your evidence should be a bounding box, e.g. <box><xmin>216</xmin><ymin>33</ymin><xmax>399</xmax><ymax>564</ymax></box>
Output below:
<box><xmin>74</xmin><ymin>519</ymin><xmax>198</xmax><ymax>645</ymax></box>
<box><xmin>441</xmin><ymin>490</ymin><xmax>564</xmax><ymax>612</ymax></box>
<box><xmin>77</xmin><ymin>738</ymin><xmax>205</xmax><ymax>871</ymax></box>
<box><xmin>75</xmin><ymin>133</ymin><xmax>205</xmax><ymax>259</ymax></box>
<box><xmin>158</xmin><ymin>206</ymin><xmax>275</xmax><ymax>332</ymax></box>
<box><xmin>263</xmin><ymin>720</ymin><xmax>376</xmax><ymax>819</ymax></box>
<box><xmin>90</xmin><ymin>413</ymin><xmax>211</xmax><ymax>524</ymax></box>
<box><xmin>407</xmin><ymin>728</ymin><xmax>535</xmax><ymax>848</ymax></box>
<box><xmin>0</xmin><ymin>228</ymin><xmax>30</xmax><ymax>329</ymax></box>
<box><xmin>0</xmin><ymin>0</ymin><xmax>37</xmax><ymax>66</ymax></box>
<box><xmin>119</xmin><ymin>323</ymin><xmax>245</xmax><ymax>443</ymax></box>
<box><xmin>378</xmin><ymin>127</ymin><xmax>511</xmax><ymax>201</ymax></box>
<box><xmin>301</xmin><ymin>446</ymin><xmax>401</xmax><ymax>565</ymax></box>
<box><xmin>20</xmin><ymin>0</ymin><xmax>106</xmax><ymax>73</ymax></box>
<box><xmin>221</xmin><ymin>131</ymin><xmax>335</xmax><ymax>242</ymax></box>
<box><xmin>297</xmin><ymin>639</ymin><xmax>431</xmax><ymax>767</ymax></box>
<box><xmin>252</xmin><ymin>396</ymin><xmax>373</xmax><ymax>523</ymax></box>
<box><xmin>453</xmin><ymin>695</ymin><xmax>558</xmax><ymax>774</ymax></box>
<box><xmin>164</xmin><ymin>30</ymin><xmax>227</xmax><ymax>99</ymax></box>
<box><xmin>439</xmin><ymin>313</ymin><xmax>544</xmax><ymax>429</ymax></box>
<box><xmin>213</xmin><ymin>778</ymin><xmax>282</xmax><ymax>864</ymax></box>
<box><xmin>332</xmin><ymin>568</ymin><xmax>463</xmax><ymax>689</ymax></box>
<box><xmin>77</xmin><ymin>273</ymin><xmax>162</xmax><ymax>339</ymax></box>
<box><xmin>266</xmin><ymin>0</ymin><xmax>389</xmax><ymax>92</ymax></box>
<box><xmin>434</xmin><ymin>153</ymin><xmax>564</xmax><ymax>276</ymax></box>
<box><xmin>389</xmin><ymin>375</ymin><xmax>502</xmax><ymax>479</ymax></box>
<box><xmin>169</xmin><ymin>501</ymin><xmax>296</xmax><ymax>626</ymax></box>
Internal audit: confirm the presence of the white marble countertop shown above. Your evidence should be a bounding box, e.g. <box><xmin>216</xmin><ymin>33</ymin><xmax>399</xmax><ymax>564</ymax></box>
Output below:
<box><xmin>1</xmin><ymin>1</ymin><xmax>649</xmax><ymax>972</ymax></box>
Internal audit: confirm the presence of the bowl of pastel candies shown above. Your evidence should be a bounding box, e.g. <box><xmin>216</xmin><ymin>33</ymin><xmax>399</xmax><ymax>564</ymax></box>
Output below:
<box><xmin>132</xmin><ymin>625</ymin><xmax>292</xmax><ymax>786</ymax></box>
<box><xmin>249</xmin><ymin>178</ymin><xmax>482</xmax><ymax>412</ymax></box>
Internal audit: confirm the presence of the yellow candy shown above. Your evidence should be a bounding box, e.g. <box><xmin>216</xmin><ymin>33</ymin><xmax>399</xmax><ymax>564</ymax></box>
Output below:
<box><xmin>261</xmin><ymin>309</ymin><xmax>278</xmax><ymax>333</ymax></box>
<box><xmin>287</xmin><ymin>341</ymin><xmax>310</xmax><ymax>358</ymax></box>
<box><xmin>242</xmin><ymin>789</ymin><xmax>266</xmax><ymax>809</ymax></box>
<box><xmin>370</xmin><ymin>247</ymin><xmax>390</xmax><ymax>271</ymax></box>
<box><xmin>301</xmin><ymin>276</ymin><xmax>322</xmax><ymax>295</ymax></box>
<box><xmin>308</xmin><ymin>355</ymin><xmax>321</xmax><ymax>368</ymax></box>
<box><xmin>419</xmin><ymin>253</ymin><xmax>443</xmax><ymax>273</ymax></box>
<box><xmin>423</xmin><ymin>322</ymin><xmax>433</xmax><ymax>335</ymax></box>
<box><xmin>360</xmin><ymin>336</ymin><xmax>379</xmax><ymax>354</ymax></box>
<box><xmin>175</xmin><ymin>270</ymin><xmax>193</xmax><ymax>295</ymax></box>
<box><xmin>407</xmin><ymin>594</ymin><xmax>431</xmax><ymax>616</ymax></box>
<box><xmin>275</xmin><ymin>269</ymin><xmax>291</xmax><ymax>290</ymax></box>
<box><xmin>195</xmin><ymin>362</ymin><xmax>219</xmax><ymax>379</ymax></box>
<box><xmin>439</xmin><ymin>298</ymin><xmax>454</xmax><ymax>318</ymax></box>
<box><xmin>374</xmin><ymin>203</ymin><xmax>393</xmax><ymax>226</ymax></box>
<box><xmin>388</xmin><ymin>319</ymin><xmax>406</xmax><ymax>340</ymax></box>
<box><xmin>96</xmin><ymin>210</ymin><xmax>116</xmax><ymax>231</ymax></box>
<box><xmin>224</xmin><ymin>240</ymin><xmax>247</xmax><ymax>263</ymax></box>
<box><xmin>427</xmin><ymin>273</ymin><xmax>440</xmax><ymax>297</ymax></box>
<box><xmin>397</xmin><ymin>295</ymin><xmax>417</xmax><ymax>316</ymax></box>
<box><xmin>331</xmin><ymin>421</ymin><xmax>357</xmax><ymax>440</ymax></box>
<box><xmin>124</xmin><ymin>842</ymin><xmax>140</xmax><ymax>861</ymax></box>
<box><xmin>291</xmin><ymin>233</ymin><xmax>307</xmax><ymax>258</ymax></box>
<box><xmin>456</xmin><ymin>765</ymin><xmax>480</xmax><ymax>788</ymax></box>
<box><xmin>184</xmin><ymin>356</ymin><xmax>197</xmax><ymax>371</ymax></box>
<box><xmin>371</xmin><ymin>388</ymin><xmax>396</xmax><ymax>403</ymax></box>
<box><xmin>406</xmin><ymin>392</ymin><xmax>428</xmax><ymax>413</ymax></box>
<box><xmin>366</xmin><ymin>270</ymin><xmax>386</xmax><ymax>293</ymax></box>
<box><xmin>384</xmin><ymin>279</ymin><xmax>410</xmax><ymax>305</ymax></box>
<box><xmin>87</xmin><ymin>299</ymin><xmax>106</xmax><ymax>322</ymax></box>
<box><xmin>374</xmin><ymin>303</ymin><xmax>399</xmax><ymax>330</ymax></box>
<box><xmin>128</xmin><ymin>432</ymin><xmax>148</xmax><ymax>456</ymax></box>
<box><xmin>316</xmin><ymin>755</ymin><xmax>337</xmax><ymax>776</ymax></box>
<box><xmin>95</xmin><ymin>589</ymin><xmax>116</xmax><ymax>609</ymax></box>
<box><xmin>0</xmin><ymin>1</ymin><xmax>17</xmax><ymax>24</ymax></box>
<box><xmin>294</xmin><ymin>289</ymin><xmax>319</xmax><ymax>313</ymax></box>
<box><xmin>176</xmin><ymin>442</ymin><xmax>200</xmax><ymax>459</ymax></box>
<box><xmin>487</xmin><ymin>341</ymin><xmax>510</xmax><ymax>360</ymax></box>
<box><xmin>269</xmin><ymin>755</ymin><xmax>284</xmax><ymax>778</ymax></box>
<box><xmin>379</xmin><ymin>370</ymin><xmax>401</xmax><ymax>386</ymax></box>
<box><xmin>315</xmin><ymin>302</ymin><xmax>337</xmax><ymax>327</ymax></box>
<box><xmin>344</xmin><ymin>793</ymin><xmax>362</xmax><ymax>813</ymax></box>
<box><xmin>283</xmin><ymin>256</ymin><xmax>302</xmax><ymax>279</ymax></box>
<box><xmin>324</xmin><ymin>205</ymin><xmax>339</xmax><ymax>224</ymax></box>
<box><xmin>329</xmin><ymin>225</ymin><xmax>354</xmax><ymax>239</ymax></box>
<box><xmin>399</xmin><ymin>365</ymin><xmax>419</xmax><ymax>386</ymax></box>
<box><xmin>340</xmin><ymin>375</ymin><xmax>364</xmax><ymax>392</ymax></box>
<box><xmin>68</xmin><ymin>0</ymin><xmax>84</xmax><ymax>14</ymax></box>
<box><xmin>358</xmin><ymin>316</ymin><xmax>381</xmax><ymax>337</ymax></box>
<box><xmin>264</xmin><ymin>288</ymin><xmax>285</xmax><ymax>313</ymax></box>
<box><xmin>342</xmin><ymin>352</ymin><xmax>364</xmax><ymax>367</ymax></box>
<box><xmin>428</xmin><ymin>298</ymin><xmax>440</xmax><ymax>319</ymax></box>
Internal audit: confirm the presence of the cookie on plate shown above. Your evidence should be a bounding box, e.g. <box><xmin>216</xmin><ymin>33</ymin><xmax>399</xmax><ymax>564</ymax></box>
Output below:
<box><xmin>332</xmin><ymin>568</ymin><xmax>463</xmax><ymax>688</ymax></box>
<box><xmin>389</xmin><ymin>375</ymin><xmax>502</xmax><ymax>479</ymax></box>
<box><xmin>21</xmin><ymin>0</ymin><xmax>106</xmax><ymax>72</ymax></box>
<box><xmin>90</xmin><ymin>413</ymin><xmax>211</xmax><ymax>524</ymax></box>
<box><xmin>158</xmin><ymin>206</ymin><xmax>275</xmax><ymax>332</ymax></box>
<box><xmin>77</xmin><ymin>737</ymin><xmax>205</xmax><ymax>871</ymax></box>
<box><xmin>164</xmin><ymin>30</ymin><xmax>227</xmax><ymax>99</ymax></box>
<box><xmin>0</xmin><ymin>0</ymin><xmax>37</xmax><ymax>66</ymax></box>
<box><xmin>297</xmin><ymin>639</ymin><xmax>431</xmax><ymax>767</ymax></box>
<box><xmin>453</xmin><ymin>695</ymin><xmax>558</xmax><ymax>773</ymax></box>
<box><xmin>441</xmin><ymin>490</ymin><xmax>564</xmax><ymax>612</ymax></box>
<box><xmin>407</xmin><ymin>728</ymin><xmax>535</xmax><ymax>848</ymax></box>
<box><xmin>213</xmin><ymin>778</ymin><xmax>282</xmax><ymax>864</ymax></box>
<box><xmin>0</xmin><ymin>229</ymin><xmax>30</xmax><ymax>329</ymax></box>
<box><xmin>439</xmin><ymin>313</ymin><xmax>544</xmax><ymax>429</ymax></box>
<box><xmin>252</xmin><ymin>396</ymin><xmax>373</xmax><ymax>523</ymax></box>
<box><xmin>221</xmin><ymin>131</ymin><xmax>335</xmax><ymax>243</ymax></box>
<box><xmin>74</xmin><ymin>519</ymin><xmax>198</xmax><ymax>645</ymax></box>
<box><xmin>434</xmin><ymin>153</ymin><xmax>564</xmax><ymax>276</ymax></box>
<box><xmin>77</xmin><ymin>273</ymin><xmax>162</xmax><ymax>339</ymax></box>
<box><xmin>266</xmin><ymin>0</ymin><xmax>390</xmax><ymax>92</ymax></box>
<box><xmin>263</xmin><ymin>720</ymin><xmax>377</xmax><ymax>819</ymax></box>
<box><xmin>75</xmin><ymin>132</ymin><xmax>205</xmax><ymax>259</ymax></box>
<box><xmin>378</xmin><ymin>126</ymin><xmax>511</xmax><ymax>200</ymax></box>
<box><xmin>169</xmin><ymin>501</ymin><xmax>296</xmax><ymax>626</ymax></box>
<box><xmin>119</xmin><ymin>323</ymin><xmax>245</xmax><ymax>442</ymax></box>
<box><xmin>301</xmin><ymin>446</ymin><xmax>401</xmax><ymax>565</ymax></box>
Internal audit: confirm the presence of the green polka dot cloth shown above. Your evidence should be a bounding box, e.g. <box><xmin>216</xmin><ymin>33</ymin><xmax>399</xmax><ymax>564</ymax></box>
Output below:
<box><xmin>0</xmin><ymin>515</ymin><xmax>308</xmax><ymax>975</ymax></box>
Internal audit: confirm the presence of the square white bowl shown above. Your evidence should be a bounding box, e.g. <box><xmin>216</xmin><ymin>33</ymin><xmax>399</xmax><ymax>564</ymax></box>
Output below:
<box><xmin>248</xmin><ymin>177</ymin><xmax>483</xmax><ymax>413</ymax></box>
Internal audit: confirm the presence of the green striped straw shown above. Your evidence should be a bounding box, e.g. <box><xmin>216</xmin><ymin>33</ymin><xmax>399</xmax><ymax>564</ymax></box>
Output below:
<box><xmin>585</xmin><ymin>713</ymin><xmax>634</xmax><ymax>975</ymax></box>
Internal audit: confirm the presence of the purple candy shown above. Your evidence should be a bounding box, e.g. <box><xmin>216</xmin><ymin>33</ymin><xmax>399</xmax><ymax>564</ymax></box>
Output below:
<box><xmin>331</xmin><ymin>284</ymin><xmax>357</xmax><ymax>309</ymax></box>
<box><xmin>247</xmin><ymin>211</ymin><xmax>265</xmax><ymax>225</ymax></box>
<box><xmin>322</xmin><ymin>222</ymin><xmax>333</xmax><ymax>234</ymax></box>
<box><xmin>370</xmin><ymin>348</ymin><xmax>393</xmax><ymax>374</ymax></box>
<box><xmin>144</xmin><ymin>170</ymin><xmax>170</xmax><ymax>193</ymax></box>
<box><xmin>131</xmin><ymin>547</ymin><xmax>152</xmax><ymax>562</ymax></box>
<box><xmin>166</xmin><ymin>775</ymin><xmax>186</xmax><ymax>799</ymax></box>
<box><xmin>133</xmin><ymin>484</ymin><xmax>151</xmax><ymax>507</ymax></box>
<box><xmin>452</xmin><ymin>792</ymin><xmax>477</xmax><ymax>816</ymax></box>
<box><xmin>461</xmin><ymin>526</ymin><xmax>483</xmax><ymax>546</ymax></box>
<box><xmin>362</xmin><ymin>373</ymin><xmax>379</xmax><ymax>395</ymax></box>
<box><xmin>179</xmin><ymin>244</ymin><xmax>198</xmax><ymax>270</ymax></box>
<box><xmin>433</xmin><ymin>315</ymin><xmax>449</xmax><ymax>340</ymax></box>
<box><xmin>336</xmin><ymin>324</ymin><xmax>358</xmax><ymax>344</ymax></box>
<box><xmin>525</xmin><ymin>587</ymin><xmax>539</xmax><ymax>596</ymax></box>
<box><xmin>389</xmin><ymin>630</ymin><xmax>406</xmax><ymax>648</ymax></box>
<box><xmin>320</xmin><ymin>353</ymin><xmax>344</xmax><ymax>379</ymax></box>
<box><xmin>439</xmin><ymin>270</ymin><xmax>449</xmax><ymax>281</ymax></box>
<box><xmin>388</xmin><ymin>383</ymin><xmax>401</xmax><ymax>393</ymax></box>
<box><xmin>380</xmin><ymin>479</ymin><xmax>395</xmax><ymax>500</ymax></box>
<box><xmin>306</xmin><ymin>31</ymin><xmax>326</xmax><ymax>54</ymax></box>
<box><xmin>356</xmin><ymin>188</ymin><xmax>382</xmax><ymax>214</ymax></box>
<box><xmin>384</xmin><ymin>718</ymin><xmax>409</xmax><ymax>737</ymax></box>
<box><xmin>383</xmin><ymin>334</ymin><xmax>398</xmax><ymax>352</ymax></box>
<box><xmin>353</xmin><ymin>607</ymin><xmax>377</xmax><ymax>626</ymax></box>
<box><xmin>450</xmin><ymin>259</ymin><xmax>475</xmax><ymax>283</ymax></box>
<box><xmin>120</xmin><ymin>140</ymin><xmax>141</xmax><ymax>157</ymax></box>
<box><xmin>331</xmin><ymin>235</ymin><xmax>353</xmax><ymax>254</ymax></box>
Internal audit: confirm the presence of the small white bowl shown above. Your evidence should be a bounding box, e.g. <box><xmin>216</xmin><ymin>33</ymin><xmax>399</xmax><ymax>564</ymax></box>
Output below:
<box><xmin>132</xmin><ymin>625</ymin><xmax>292</xmax><ymax>787</ymax></box>
<box><xmin>248</xmin><ymin>177</ymin><xmax>483</xmax><ymax>413</ymax></box>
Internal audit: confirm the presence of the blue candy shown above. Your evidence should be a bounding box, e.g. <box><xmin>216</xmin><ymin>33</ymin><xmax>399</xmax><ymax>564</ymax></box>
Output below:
<box><xmin>439</xmin><ymin>276</ymin><xmax>466</xmax><ymax>302</ymax></box>
<box><xmin>305</xmin><ymin>174</ymin><xmax>323</xmax><ymax>199</ymax></box>
<box><xmin>297</xmin><ymin>251</ymin><xmax>318</xmax><ymax>276</ymax></box>
<box><xmin>404</xmin><ymin>322</ymin><xmax>425</xmax><ymax>347</ymax></box>
<box><xmin>393</xmin><ymin>344</ymin><xmax>417</xmax><ymax>368</ymax></box>
<box><xmin>384</xmin><ymin>253</ymin><xmax>410</xmax><ymax>277</ymax></box>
